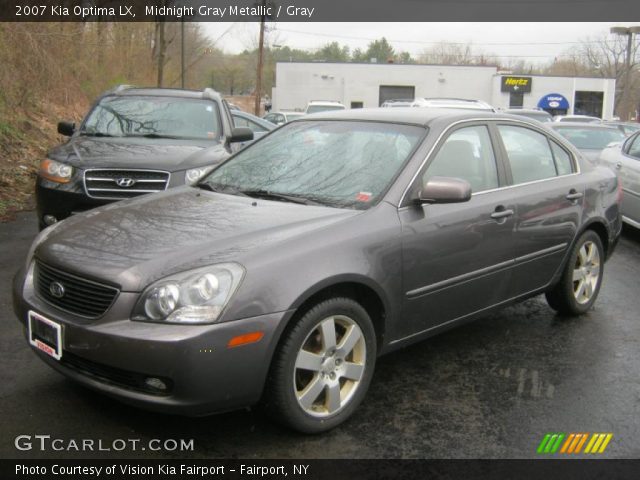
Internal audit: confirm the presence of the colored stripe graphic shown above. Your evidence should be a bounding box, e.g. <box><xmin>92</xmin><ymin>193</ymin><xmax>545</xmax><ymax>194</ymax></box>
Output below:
<box><xmin>538</xmin><ymin>433</ymin><xmax>613</xmax><ymax>454</ymax></box>
<box><xmin>537</xmin><ymin>433</ymin><xmax>565</xmax><ymax>454</ymax></box>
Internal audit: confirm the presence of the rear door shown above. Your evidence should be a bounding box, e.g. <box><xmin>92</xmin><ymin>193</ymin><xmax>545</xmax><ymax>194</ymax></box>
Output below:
<box><xmin>398</xmin><ymin>122</ymin><xmax>517</xmax><ymax>339</ymax></box>
<box><xmin>494</xmin><ymin>123</ymin><xmax>582</xmax><ymax>297</ymax></box>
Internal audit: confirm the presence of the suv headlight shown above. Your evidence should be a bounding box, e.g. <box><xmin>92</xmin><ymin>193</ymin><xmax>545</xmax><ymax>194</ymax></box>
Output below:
<box><xmin>185</xmin><ymin>166</ymin><xmax>215</xmax><ymax>185</ymax></box>
<box><xmin>132</xmin><ymin>263</ymin><xmax>244</xmax><ymax>324</ymax></box>
<box><xmin>39</xmin><ymin>158</ymin><xmax>74</xmax><ymax>183</ymax></box>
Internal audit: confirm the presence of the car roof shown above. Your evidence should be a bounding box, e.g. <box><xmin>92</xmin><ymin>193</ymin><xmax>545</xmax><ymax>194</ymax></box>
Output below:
<box><xmin>297</xmin><ymin>107</ymin><xmax>531</xmax><ymax>127</ymax></box>
<box><xmin>106</xmin><ymin>85</ymin><xmax>223</xmax><ymax>101</ymax></box>
<box><xmin>307</xmin><ymin>101</ymin><xmax>345</xmax><ymax>106</ymax></box>
<box><xmin>549</xmin><ymin>122</ymin><xmax>618</xmax><ymax>130</ymax></box>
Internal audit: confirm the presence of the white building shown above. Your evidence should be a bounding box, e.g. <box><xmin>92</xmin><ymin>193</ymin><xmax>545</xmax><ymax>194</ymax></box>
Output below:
<box><xmin>271</xmin><ymin>62</ymin><xmax>616</xmax><ymax>119</ymax></box>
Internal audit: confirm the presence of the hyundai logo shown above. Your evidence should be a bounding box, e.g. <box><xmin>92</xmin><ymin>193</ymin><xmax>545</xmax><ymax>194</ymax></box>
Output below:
<box><xmin>49</xmin><ymin>282</ymin><xmax>65</xmax><ymax>299</ymax></box>
<box><xmin>115</xmin><ymin>177</ymin><xmax>136</xmax><ymax>188</ymax></box>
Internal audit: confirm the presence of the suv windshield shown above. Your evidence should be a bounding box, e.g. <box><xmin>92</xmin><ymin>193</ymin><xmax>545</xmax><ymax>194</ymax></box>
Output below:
<box><xmin>81</xmin><ymin>95</ymin><xmax>221</xmax><ymax>140</ymax></box>
<box><xmin>201</xmin><ymin>120</ymin><xmax>425</xmax><ymax>209</ymax></box>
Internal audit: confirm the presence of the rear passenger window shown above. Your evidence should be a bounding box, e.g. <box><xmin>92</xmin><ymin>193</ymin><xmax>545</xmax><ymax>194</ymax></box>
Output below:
<box><xmin>424</xmin><ymin>125</ymin><xmax>499</xmax><ymax>193</ymax></box>
<box><xmin>550</xmin><ymin>141</ymin><xmax>574</xmax><ymax>175</ymax></box>
<box><xmin>498</xmin><ymin>125</ymin><xmax>557</xmax><ymax>184</ymax></box>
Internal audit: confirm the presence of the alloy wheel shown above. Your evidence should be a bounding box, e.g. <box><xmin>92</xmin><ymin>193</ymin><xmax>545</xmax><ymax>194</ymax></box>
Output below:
<box><xmin>293</xmin><ymin>315</ymin><xmax>366</xmax><ymax>417</ymax></box>
<box><xmin>572</xmin><ymin>240</ymin><xmax>601</xmax><ymax>305</ymax></box>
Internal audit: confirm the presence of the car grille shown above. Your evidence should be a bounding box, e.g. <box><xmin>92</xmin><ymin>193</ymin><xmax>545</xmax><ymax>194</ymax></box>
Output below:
<box><xmin>61</xmin><ymin>352</ymin><xmax>173</xmax><ymax>396</ymax></box>
<box><xmin>34</xmin><ymin>260</ymin><xmax>119</xmax><ymax>318</ymax></box>
<box><xmin>84</xmin><ymin>169</ymin><xmax>170</xmax><ymax>199</ymax></box>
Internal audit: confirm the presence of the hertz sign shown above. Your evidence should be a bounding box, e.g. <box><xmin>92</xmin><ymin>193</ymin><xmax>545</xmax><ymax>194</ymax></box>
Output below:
<box><xmin>501</xmin><ymin>76</ymin><xmax>532</xmax><ymax>93</ymax></box>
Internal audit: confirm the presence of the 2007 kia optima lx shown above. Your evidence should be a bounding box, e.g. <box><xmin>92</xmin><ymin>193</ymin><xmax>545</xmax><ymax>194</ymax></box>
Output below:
<box><xmin>14</xmin><ymin>108</ymin><xmax>622</xmax><ymax>433</ymax></box>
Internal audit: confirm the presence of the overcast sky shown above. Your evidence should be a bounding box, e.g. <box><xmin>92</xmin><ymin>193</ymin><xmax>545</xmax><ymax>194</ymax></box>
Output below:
<box><xmin>203</xmin><ymin>22</ymin><xmax>626</xmax><ymax>64</ymax></box>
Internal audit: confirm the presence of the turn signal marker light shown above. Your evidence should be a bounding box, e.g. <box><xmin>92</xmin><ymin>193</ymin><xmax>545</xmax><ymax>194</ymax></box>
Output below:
<box><xmin>227</xmin><ymin>331</ymin><xmax>264</xmax><ymax>348</ymax></box>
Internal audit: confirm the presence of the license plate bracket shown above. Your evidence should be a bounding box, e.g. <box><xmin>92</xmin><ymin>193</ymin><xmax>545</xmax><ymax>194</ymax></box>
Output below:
<box><xmin>28</xmin><ymin>310</ymin><xmax>62</xmax><ymax>361</ymax></box>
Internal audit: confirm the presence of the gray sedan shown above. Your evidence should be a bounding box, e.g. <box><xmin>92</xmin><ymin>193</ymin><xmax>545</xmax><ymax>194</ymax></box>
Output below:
<box><xmin>599</xmin><ymin>130</ymin><xmax>640</xmax><ymax>229</ymax></box>
<box><xmin>13</xmin><ymin>109</ymin><xmax>622</xmax><ymax>433</ymax></box>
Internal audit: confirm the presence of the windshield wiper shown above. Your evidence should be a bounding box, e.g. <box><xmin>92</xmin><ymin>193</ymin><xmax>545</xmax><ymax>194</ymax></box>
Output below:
<box><xmin>80</xmin><ymin>131</ymin><xmax>116</xmax><ymax>137</ymax></box>
<box><xmin>239</xmin><ymin>189</ymin><xmax>326</xmax><ymax>206</ymax></box>
<box><xmin>195</xmin><ymin>183</ymin><xmax>249</xmax><ymax>196</ymax></box>
<box><xmin>130</xmin><ymin>133</ymin><xmax>184</xmax><ymax>139</ymax></box>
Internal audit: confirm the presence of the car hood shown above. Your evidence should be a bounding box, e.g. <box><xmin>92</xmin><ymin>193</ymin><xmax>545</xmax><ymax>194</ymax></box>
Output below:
<box><xmin>48</xmin><ymin>136</ymin><xmax>231</xmax><ymax>172</ymax></box>
<box><xmin>35</xmin><ymin>187</ymin><xmax>359</xmax><ymax>291</ymax></box>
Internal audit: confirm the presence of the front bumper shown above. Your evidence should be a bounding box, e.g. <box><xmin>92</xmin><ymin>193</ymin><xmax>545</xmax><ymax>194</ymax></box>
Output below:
<box><xmin>35</xmin><ymin>178</ymin><xmax>110</xmax><ymax>228</ymax></box>
<box><xmin>13</xmin><ymin>266</ymin><xmax>291</xmax><ymax>416</ymax></box>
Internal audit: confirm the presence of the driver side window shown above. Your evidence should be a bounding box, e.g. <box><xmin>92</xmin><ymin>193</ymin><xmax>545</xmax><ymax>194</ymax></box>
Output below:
<box><xmin>423</xmin><ymin>125</ymin><xmax>499</xmax><ymax>194</ymax></box>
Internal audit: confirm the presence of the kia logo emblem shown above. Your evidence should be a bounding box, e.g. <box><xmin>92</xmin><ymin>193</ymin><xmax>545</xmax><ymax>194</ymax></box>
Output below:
<box><xmin>49</xmin><ymin>282</ymin><xmax>65</xmax><ymax>299</ymax></box>
<box><xmin>116</xmin><ymin>177</ymin><xmax>136</xmax><ymax>188</ymax></box>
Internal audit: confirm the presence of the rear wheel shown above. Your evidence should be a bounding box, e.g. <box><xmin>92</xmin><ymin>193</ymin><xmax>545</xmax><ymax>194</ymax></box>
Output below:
<box><xmin>545</xmin><ymin>230</ymin><xmax>604</xmax><ymax>316</ymax></box>
<box><xmin>265</xmin><ymin>297</ymin><xmax>376</xmax><ymax>433</ymax></box>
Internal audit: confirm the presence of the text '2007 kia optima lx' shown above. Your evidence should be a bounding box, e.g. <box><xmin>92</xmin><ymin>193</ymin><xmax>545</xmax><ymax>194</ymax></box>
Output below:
<box><xmin>14</xmin><ymin>108</ymin><xmax>622</xmax><ymax>433</ymax></box>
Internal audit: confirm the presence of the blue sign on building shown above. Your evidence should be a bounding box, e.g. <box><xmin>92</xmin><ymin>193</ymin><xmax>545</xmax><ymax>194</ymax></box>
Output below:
<box><xmin>537</xmin><ymin>93</ymin><xmax>570</xmax><ymax>111</ymax></box>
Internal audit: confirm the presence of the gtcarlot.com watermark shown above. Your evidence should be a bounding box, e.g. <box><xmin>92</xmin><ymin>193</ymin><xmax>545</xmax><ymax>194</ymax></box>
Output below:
<box><xmin>15</xmin><ymin>435</ymin><xmax>194</xmax><ymax>452</ymax></box>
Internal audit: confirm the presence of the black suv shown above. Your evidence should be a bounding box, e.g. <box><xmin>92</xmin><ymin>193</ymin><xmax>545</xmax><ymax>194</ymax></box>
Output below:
<box><xmin>36</xmin><ymin>85</ymin><xmax>252</xmax><ymax>230</ymax></box>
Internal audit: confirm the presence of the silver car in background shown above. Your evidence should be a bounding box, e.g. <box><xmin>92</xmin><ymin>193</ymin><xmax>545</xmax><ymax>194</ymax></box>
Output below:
<box><xmin>549</xmin><ymin>122</ymin><xmax>626</xmax><ymax>161</ymax></box>
<box><xmin>599</xmin><ymin>130</ymin><xmax>640</xmax><ymax>229</ymax></box>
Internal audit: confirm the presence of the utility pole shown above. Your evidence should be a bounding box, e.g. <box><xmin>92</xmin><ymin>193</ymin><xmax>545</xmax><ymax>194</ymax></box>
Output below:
<box><xmin>181</xmin><ymin>20</ymin><xmax>186</xmax><ymax>88</ymax></box>
<box><xmin>254</xmin><ymin>0</ymin><xmax>266</xmax><ymax>116</ymax></box>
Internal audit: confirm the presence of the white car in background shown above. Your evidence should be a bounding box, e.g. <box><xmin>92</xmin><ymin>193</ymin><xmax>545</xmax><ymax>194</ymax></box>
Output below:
<box><xmin>553</xmin><ymin>114</ymin><xmax>602</xmax><ymax>123</ymax></box>
<box><xmin>305</xmin><ymin>101</ymin><xmax>346</xmax><ymax>114</ymax></box>
<box><xmin>264</xmin><ymin>111</ymin><xmax>306</xmax><ymax>125</ymax></box>
<box><xmin>410</xmin><ymin>97</ymin><xmax>495</xmax><ymax>112</ymax></box>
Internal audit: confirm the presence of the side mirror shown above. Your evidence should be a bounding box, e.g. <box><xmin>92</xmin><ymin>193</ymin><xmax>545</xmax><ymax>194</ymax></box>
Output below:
<box><xmin>416</xmin><ymin>176</ymin><xmax>472</xmax><ymax>204</ymax></box>
<box><xmin>229</xmin><ymin>127</ymin><xmax>254</xmax><ymax>143</ymax></box>
<box><xmin>57</xmin><ymin>121</ymin><xmax>75</xmax><ymax>137</ymax></box>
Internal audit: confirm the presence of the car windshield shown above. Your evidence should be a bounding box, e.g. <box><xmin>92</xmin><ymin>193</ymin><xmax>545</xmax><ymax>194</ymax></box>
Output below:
<box><xmin>306</xmin><ymin>105</ymin><xmax>345</xmax><ymax>114</ymax></box>
<box><xmin>81</xmin><ymin>95</ymin><xmax>221</xmax><ymax>140</ymax></box>
<box><xmin>201</xmin><ymin>120</ymin><xmax>425</xmax><ymax>209</ymax></box>
<box><xmin>553</xmin><ymin>127</ymin><xmax>626</xmax><ymax>149</ymax></box>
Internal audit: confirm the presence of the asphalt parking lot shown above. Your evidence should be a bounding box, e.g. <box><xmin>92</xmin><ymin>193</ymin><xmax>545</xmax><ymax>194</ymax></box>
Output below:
<box><xmin>1</xmin><ymin>212</ymin><xmax>639</xmax><ymax>459</ymax></box>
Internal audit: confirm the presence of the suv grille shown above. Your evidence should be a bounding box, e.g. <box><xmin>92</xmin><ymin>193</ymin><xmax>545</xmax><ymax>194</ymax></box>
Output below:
<box><xmin>84</xmin><ymin>169</ymin><xmax>170</xmax><ymax>199</ymax></box>
<box><xmin>34</xmin><ymin>261</ymin><xmax>119</xmax><ymax>318</ymax></box>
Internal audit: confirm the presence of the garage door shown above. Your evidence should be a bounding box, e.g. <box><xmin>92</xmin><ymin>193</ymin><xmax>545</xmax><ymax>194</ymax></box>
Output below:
<box><xmin>379</xmin><ymin>86</ymin><xmax>416</xmax><ymax>106</ymax></box>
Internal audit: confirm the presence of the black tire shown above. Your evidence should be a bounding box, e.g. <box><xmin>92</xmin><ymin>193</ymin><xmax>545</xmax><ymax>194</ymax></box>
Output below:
<box><xmin>545</xmin><ymin>230</ymin><xmax>604</xmax><ymax>316</ymax></box>
<box><xmin>265</xmin><ymin>297</ymin><xmax>377</xmax><ymax>434</ymax></box>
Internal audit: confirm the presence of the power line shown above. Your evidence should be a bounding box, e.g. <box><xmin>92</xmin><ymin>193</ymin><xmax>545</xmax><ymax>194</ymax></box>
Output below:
<box><xmin>274</xmin><ymin>27</ymin><xmax>603</xmax><ymax>47</ymax></box>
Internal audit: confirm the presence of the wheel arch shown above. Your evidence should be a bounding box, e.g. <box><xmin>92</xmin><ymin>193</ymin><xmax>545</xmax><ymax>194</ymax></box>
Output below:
<box><xmin>284</xmin><ymin>275</ymin><xmax>390</xmax><ymax>354</ymax></box>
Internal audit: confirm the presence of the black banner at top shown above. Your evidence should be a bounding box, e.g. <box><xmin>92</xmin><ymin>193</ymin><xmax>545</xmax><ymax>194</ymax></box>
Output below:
<box><xmin>1</xmin><ymin>0</ymin><xmax>640</xmax><ymax>22</ymax></box>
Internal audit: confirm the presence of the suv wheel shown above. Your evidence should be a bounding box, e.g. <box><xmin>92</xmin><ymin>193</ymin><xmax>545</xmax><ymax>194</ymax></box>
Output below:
<box><xmin>266</xmin><ymin>297</ymin><xmax>376</xmax><ymax>433</ymax></box>
<box><xmin>545</xmin><ymin>230</ymin><xmax>604</xmax><ymax>316</ymax></box>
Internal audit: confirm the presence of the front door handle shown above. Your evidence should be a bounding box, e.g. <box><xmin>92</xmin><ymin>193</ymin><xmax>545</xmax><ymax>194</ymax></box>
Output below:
<box><xmin>566</xmin><ymin>190</ymin><xmax>584</xmax><ymax>201</ymax></box>
<box><xmin>490</xmin><ymin>207</ymin><xmax>514</xmax><ymax>220</ymax></box>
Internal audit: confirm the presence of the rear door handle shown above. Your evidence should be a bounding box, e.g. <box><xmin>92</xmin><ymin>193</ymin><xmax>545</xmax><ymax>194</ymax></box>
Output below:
<box><xmin>490</xmin><ymin>208</ymin><xmax>514</xmax><ymax>220</ymax></box>
<box><xmin>566</xmin><ymin>190</ymin><xmax>584</xmax><ymax>201</ymax></box>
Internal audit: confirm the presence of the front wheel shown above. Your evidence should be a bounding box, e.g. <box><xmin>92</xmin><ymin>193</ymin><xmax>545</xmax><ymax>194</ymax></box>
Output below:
<box><xmin>265</xmin><ymin>297</ymin><xmax>377</xmax><ymax>433</ymax></box>
<box><xmin>545</xmin><ymin>230</ymin><xmax>604</xmax><ymax>316</ymax></box>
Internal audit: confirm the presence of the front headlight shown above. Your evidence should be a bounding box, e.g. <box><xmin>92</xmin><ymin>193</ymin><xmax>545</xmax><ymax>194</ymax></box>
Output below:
<box><xmin>185</xmin><ymin>166</ymin><xmax>215</xmax><ymax>185</ymax></box>
<box><xmin>132</xmin><ymin>263</ymin><xmax>244</xmax><ymax>324</ymax></box>
<box><xmin>39</xmin><ymin>158</ymin><xmax>74</xmax><ymax>183</ymax></box>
